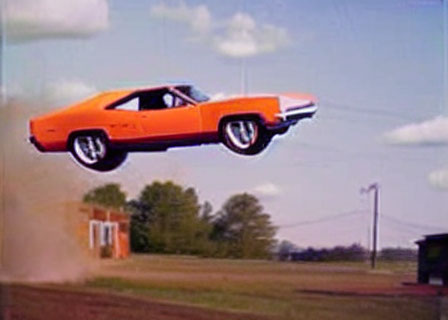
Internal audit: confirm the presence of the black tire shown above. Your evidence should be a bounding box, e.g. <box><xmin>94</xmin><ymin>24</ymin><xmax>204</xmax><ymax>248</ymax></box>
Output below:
<box><xmin>220</xmin><ymin>117</ymin><xmax>272</xmax><ymax>155</ymax></box>
<box><xmin>69</xmin><ymin>131</ymin><xmax>128</xmax><ymax>172</ymax></box>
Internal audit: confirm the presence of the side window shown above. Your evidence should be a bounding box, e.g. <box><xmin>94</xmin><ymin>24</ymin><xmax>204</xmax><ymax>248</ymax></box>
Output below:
<box><xmin>162</xmin><ymin>92</ymin><xmax>187</xmax><ymax>108</ymax></box>
<box><xmin>115</xmin><ymin>97</ymin><xmax>139</xmax><ymax>111</ymax></box>
<box><xmin>140</xmin><ymin>90</ymin><xmax>168</xmax><ymax>110</ymax></box>
<box><xmin>174</xmin><ymin>95</ymin><xmax>188</xmax><ymax>108</ymax></box>
<box><xmin>112</xmin><ymin>90</ymin><xmax>189</xmax><ymax>111</ymax></box>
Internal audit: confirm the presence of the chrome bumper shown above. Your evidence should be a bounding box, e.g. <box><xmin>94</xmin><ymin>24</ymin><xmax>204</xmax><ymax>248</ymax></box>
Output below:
<box><xmin>275</xmin><ymin>104</ymin><xmax>318</xmax><ymax>121</ymax></box>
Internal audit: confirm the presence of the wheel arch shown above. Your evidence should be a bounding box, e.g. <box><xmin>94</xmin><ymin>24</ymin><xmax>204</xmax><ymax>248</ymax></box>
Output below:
<box><xmin>218</xmin><ymin>113</ymin><xmax>266</xmax><ymax>132</ymax></box>
<box><xmin>218</xmin><ymin>113</ymin><xmax>273</xmax><ymax>155</ymax></box>
<box><xmin>67</xmin><ymin>129</ymin><xmax>110</xmax><ymax>150</ymax></box>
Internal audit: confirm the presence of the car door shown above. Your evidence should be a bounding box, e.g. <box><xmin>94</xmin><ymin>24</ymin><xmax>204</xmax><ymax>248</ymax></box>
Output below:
<box><xmin>139</xmin><ymin>91</ymin><xmax>201</xmax><ymax>140</ymax></box>
<box><xmin>105</xmin><ymin>95</ymin><xmax>143</xmax><ymax>141</ymax></box>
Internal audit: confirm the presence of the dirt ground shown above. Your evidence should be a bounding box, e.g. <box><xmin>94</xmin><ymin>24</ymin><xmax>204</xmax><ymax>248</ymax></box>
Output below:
<box><xmin>0</xmin><ymin>284</ymin><xmax>272</xmax><ymax>320</ymax></box>
<box><xmin>1</xmin><ymin>256</ymin><xmax>446</xmax><ymax>320</ymax></box>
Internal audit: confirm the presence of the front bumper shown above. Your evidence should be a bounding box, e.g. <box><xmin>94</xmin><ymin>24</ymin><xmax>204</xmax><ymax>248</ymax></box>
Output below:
<box><xmin>275</xmin><ymin>104</ymin><xmax>318</xmax><ymax>121</ymax></box>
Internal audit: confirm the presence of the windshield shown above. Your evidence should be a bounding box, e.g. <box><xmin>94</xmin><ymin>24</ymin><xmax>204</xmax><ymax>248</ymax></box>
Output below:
<box><xmin>175</xmin><ymin>85</ymin><xmax>210</xmax><ymax>103</ymax></box>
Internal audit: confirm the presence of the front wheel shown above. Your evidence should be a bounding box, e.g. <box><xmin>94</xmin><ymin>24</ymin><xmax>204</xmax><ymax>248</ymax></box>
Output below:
<box><xmin>220</xmin><ymin>118</ymin><xmax>272</xmax><ymax>155</ymax></box>
<box><xmin>69</xmin><ymin>132</ymin><xmax>127</xmax><ymax>172</ymax></box>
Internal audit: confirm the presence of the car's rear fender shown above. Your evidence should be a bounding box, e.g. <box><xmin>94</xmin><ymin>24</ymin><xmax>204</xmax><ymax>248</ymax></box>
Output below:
<box><xmin>29</xmin><ymin>117</ymin><xmax>70</xmax><ymax>152</ymax></box>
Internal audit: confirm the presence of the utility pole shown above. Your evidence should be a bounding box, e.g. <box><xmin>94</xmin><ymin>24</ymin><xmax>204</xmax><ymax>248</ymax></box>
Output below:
<box><xmin>0</xmin><ymin>0</ymin><xmax>5</xmax><ymax>271</ymax></box>
<box><xmin>240</xmin><ymin>57</ymin><xmax>247</xmax><ymax>96</ymax></box>
<box><xmin>444</xmin><ymin>0</ymin><xmax>447</xmax><ymax>114</ymax></box>
<box><xmin>0</xmin><ymin>0</ymin><xmax>6</xmax><ymax>104</ymax></box>
<box><xmin>361</xmin><ymin>183</ymin><xmax>380</xmax><ymax>269</ymax></box>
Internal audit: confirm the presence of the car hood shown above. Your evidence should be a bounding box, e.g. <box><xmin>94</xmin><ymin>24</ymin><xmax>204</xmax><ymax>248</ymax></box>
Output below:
<box><xmin>208</xmin><ymin>92</ymin><xmax>317</xmax><ymax>110</ymax></box>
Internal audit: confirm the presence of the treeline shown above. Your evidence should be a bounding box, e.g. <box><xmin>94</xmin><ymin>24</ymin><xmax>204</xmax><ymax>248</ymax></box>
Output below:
<box><xmin>82</xmin><ymin>182</ymin><xmax>418</xmax><ymax>262</ymax></box>
<box><xmin>83</xmin><ymin>182</ymin><xmax>277</xmax><ymax>259</ymax></box>
<box><xmin>379</xmin><ymin>247</ymin><xmax>417</xmax><ymax>261</ymax></box>
<box><xmin>277</xmin><ymin>241</ymin><xmax>417</xmax><ymax>262</ymax></box>
<box><xmin>279</xmin><ymin>243</ymin><xmax>367</xmax><ymax>262</ymax></box>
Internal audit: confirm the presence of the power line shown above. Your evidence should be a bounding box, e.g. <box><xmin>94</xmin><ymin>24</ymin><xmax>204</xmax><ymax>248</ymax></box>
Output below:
<box><xmin>293</xmin><ymin>142</ymin><xmax>434</xmax><ymax>165</ymax></box>
<box><xmin>381</xmin><ymin>214</ymin><xmax>446</xmax><ymax>233</ymax></box>
<box><xmin>378</xmin><ymin>224</ymin><xmax>420</xmax><ymax>247</ymax></box>
<box><xmin>319</xmin><ymin>98</ymin><xmax>422</xmax><ymax>122</ymax></box>
<box><xmin>381</xmin><ymin>222</ymin><xmax>422</xmax><ymax>237</ymax></box>
<box><xmin>278</xmin><ymin>209</ymin><xmax>364</xmax><ymax>229</ymax></box>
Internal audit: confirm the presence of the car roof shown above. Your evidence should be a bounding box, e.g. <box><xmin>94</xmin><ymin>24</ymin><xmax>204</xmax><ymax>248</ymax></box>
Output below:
<box><xmin>103</xmin><ymin>83</ymin><xmax>192</xmax><ymax>94</ymax></box>
<box><xmin>63</xmin><ymin>84</ymin><xmax>195</xmax><ymax>112</ymax></box>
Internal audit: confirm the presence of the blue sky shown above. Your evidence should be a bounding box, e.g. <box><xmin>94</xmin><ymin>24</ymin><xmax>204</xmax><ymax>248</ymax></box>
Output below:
<box><xmin>3</xmin><ymin>0</ymin><xmax>448</xmax><ymax>248</ymax></box>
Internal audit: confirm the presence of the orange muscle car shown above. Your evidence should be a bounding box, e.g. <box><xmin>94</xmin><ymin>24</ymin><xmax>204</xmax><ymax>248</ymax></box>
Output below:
<box><xmin>29</xmin><ymin>84</ymin><xmax>317</xmax><ymax>171</ymax></box>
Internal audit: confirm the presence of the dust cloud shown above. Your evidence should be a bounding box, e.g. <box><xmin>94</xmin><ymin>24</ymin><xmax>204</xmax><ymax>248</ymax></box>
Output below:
<box><xmin>0</xmin><ymin>98</ymin><xmax>103</xmax><ymax>283</ymax></box>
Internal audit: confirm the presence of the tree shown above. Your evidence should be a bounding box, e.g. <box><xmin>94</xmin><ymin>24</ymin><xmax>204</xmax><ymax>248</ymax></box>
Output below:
<box><xmin>127</xmin><ymin>199</ymin><xmax>151</xmax><ymax>252</ymax></box>
<box><xmin>200</xmin><ymin>201</ymin><xmax>213</xmax><ymax>222</ymax></box>
<box><xmin>129</xmin><ymin>181</ymin><xmax>212</xmax><ymax>254</ymax></box>
<box><xmin>212</xmin><ymin>193</ymin><xmax>277</xmax><ymax>259</ymax></box>
<box><xmin>277</xmin><ymin>240</ymin><xmax>300</xmax><ymax>261</ymax></box>
<box><xmin>83</xmin><ymin>183</ymin><xmax>126</xmax><ymax>210</ymax></box>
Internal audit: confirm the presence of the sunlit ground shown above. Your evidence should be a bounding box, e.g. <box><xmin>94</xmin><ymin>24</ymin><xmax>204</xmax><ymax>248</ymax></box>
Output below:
<box><xmin>78</xmin><ymin>255</ymin><xmax>440</xmax><ymax>320</ymax></box>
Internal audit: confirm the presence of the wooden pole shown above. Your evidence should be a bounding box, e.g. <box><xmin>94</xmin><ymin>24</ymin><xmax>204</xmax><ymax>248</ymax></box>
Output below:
<box><xmin>371</xmin><ymin>185</ymin><xmax>379</xmax><ymax>269</ymax></box>
<box><xmin>361</xmin><ymin>183</ymin><xmax>380</xmax><ymax>269</ymax></box>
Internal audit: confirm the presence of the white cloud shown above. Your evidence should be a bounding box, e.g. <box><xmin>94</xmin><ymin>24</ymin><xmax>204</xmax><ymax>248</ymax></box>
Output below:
<box><xmin>383</xmin><ymin>116</ymin><xmax>448</xmax><ymax>146</ymax></box>
<box><xmin>384</xmin><ymin>116</ymin><xmax>448</xmax><ymax>190</ymax></box>
<box><xmin>150</xmin><ymin>2</ymin><xmax>211</xmax><ymax>35</ymax></box>
<box><xmin>150</xmin><ymin>2</ymin><xmax>289</xmax><ymax>58</ymax></box>
<box><xmin>214</xmin><ymin>13</ymin><xmax>289</xmax><ymax>58</ymax></box>
<box><xmin>4</xmin><ymin>0</ymin><xmax>109</xmax><ymax>41</ymax></box>
<box><xmin>253</xmin><ymin>182</ymin><xmax>282</xmax><ymax>198</ymax></box>
<box><xmin>42</xmin><ymin>80</ymin><xmax>97</xmax><ymax>105</ymax></box>
<box><xmin>428</xmin><ymin>167</ymin><xmax>448</xmax><ymax>190</ymax></box>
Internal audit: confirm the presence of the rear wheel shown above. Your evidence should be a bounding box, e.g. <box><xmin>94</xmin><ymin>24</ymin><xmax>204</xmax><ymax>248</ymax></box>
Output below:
<box><xmin>220</xmin><ymin>118</ymin><xmax>272</xmax><ymax>155</ymax></box>
<box><xmin>69</xmin><ymin>132</ymin><xmax>127</xmax><ymax>172</ymax></box>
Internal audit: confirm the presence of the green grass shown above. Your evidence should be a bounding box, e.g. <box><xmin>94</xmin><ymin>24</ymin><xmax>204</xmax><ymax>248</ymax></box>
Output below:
<box><xmin>81</xmin><ymin>255</ymin><xmax>438</xmax><ymax>320</ymax></box>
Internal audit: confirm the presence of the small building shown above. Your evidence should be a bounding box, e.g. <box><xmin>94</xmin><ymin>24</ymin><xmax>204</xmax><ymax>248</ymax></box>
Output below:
<box><xmin>66</xmin><ymin>202</ymin><xmax>130</xmax><ymax>259</ymax></box>
<box><xmin>416</xmin><ymin>233</ymin><xmax>448</xmax><ymax>286</ymax></box>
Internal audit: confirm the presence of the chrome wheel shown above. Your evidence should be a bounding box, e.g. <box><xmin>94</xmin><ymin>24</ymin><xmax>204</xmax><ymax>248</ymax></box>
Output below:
<box><xmin>73</xmin><ymin>135</ymin><xmax>106</xmax><ymax>165</ymax></box>
<box><xmin>224</xmin><ymin>120</ymin><xmax>258</xmax><ymax>150</ymax></box>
